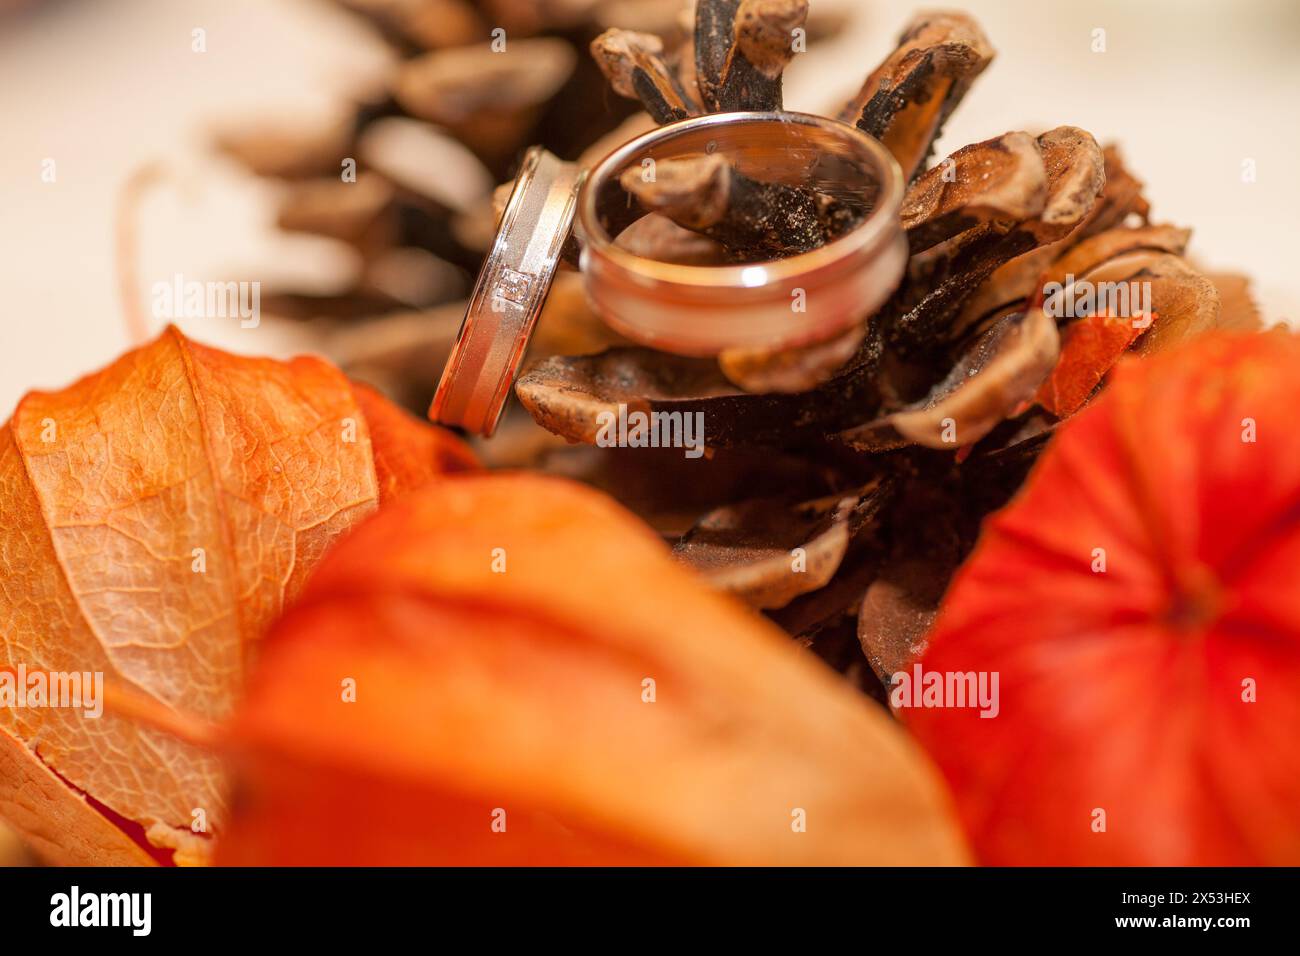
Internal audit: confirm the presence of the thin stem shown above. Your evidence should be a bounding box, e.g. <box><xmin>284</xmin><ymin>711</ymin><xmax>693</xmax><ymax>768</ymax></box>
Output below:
<box><xmin>114</xmin><ymin>162</ymin><xmax>169</xmax><ymax>347</ymax></box>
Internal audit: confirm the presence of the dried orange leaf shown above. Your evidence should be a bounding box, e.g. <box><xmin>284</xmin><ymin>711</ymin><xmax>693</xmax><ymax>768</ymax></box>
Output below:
<box><xmin>0</xmin><ymin>326</ymin><xmax>473</xmax><ymax>865</ymax></box>
<box><xmin>351</xmin><ymin>381</ymin><xmax>479</xmax><ymax>500</ymax></box>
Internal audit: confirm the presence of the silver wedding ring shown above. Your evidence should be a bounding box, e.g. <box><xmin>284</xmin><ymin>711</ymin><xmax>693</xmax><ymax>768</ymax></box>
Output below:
<box><xmin>432</xmin><ymin>112</ymin><xmax>906</xmax><ymax>436</ymax></box>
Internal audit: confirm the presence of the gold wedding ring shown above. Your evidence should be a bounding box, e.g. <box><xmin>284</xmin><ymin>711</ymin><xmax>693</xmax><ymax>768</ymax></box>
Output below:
<box><xmin>431</xmin><ymin>112</ymin><xmax>906</xmax><ymax>436</ymax></box>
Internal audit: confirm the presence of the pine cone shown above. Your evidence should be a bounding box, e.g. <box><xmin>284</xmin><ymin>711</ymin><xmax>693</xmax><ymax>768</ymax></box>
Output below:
<box><xmin>512</xmin><ymin>4</ymin><xmax>1264</xmax><ymax>691</ymax></box>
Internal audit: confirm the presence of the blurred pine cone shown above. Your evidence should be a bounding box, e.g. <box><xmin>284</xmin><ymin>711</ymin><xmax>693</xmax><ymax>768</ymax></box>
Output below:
<box><xmin>213</xmin><ymin>0</ymin><xmax>665</xmax><ymax>409</ymax></box>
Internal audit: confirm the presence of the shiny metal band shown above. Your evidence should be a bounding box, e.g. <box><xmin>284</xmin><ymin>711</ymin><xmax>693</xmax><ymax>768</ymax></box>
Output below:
<box><xmin>430</xmin><ymin>146</ymin><xmax>582</xmax><ymax>436</ymax></box>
